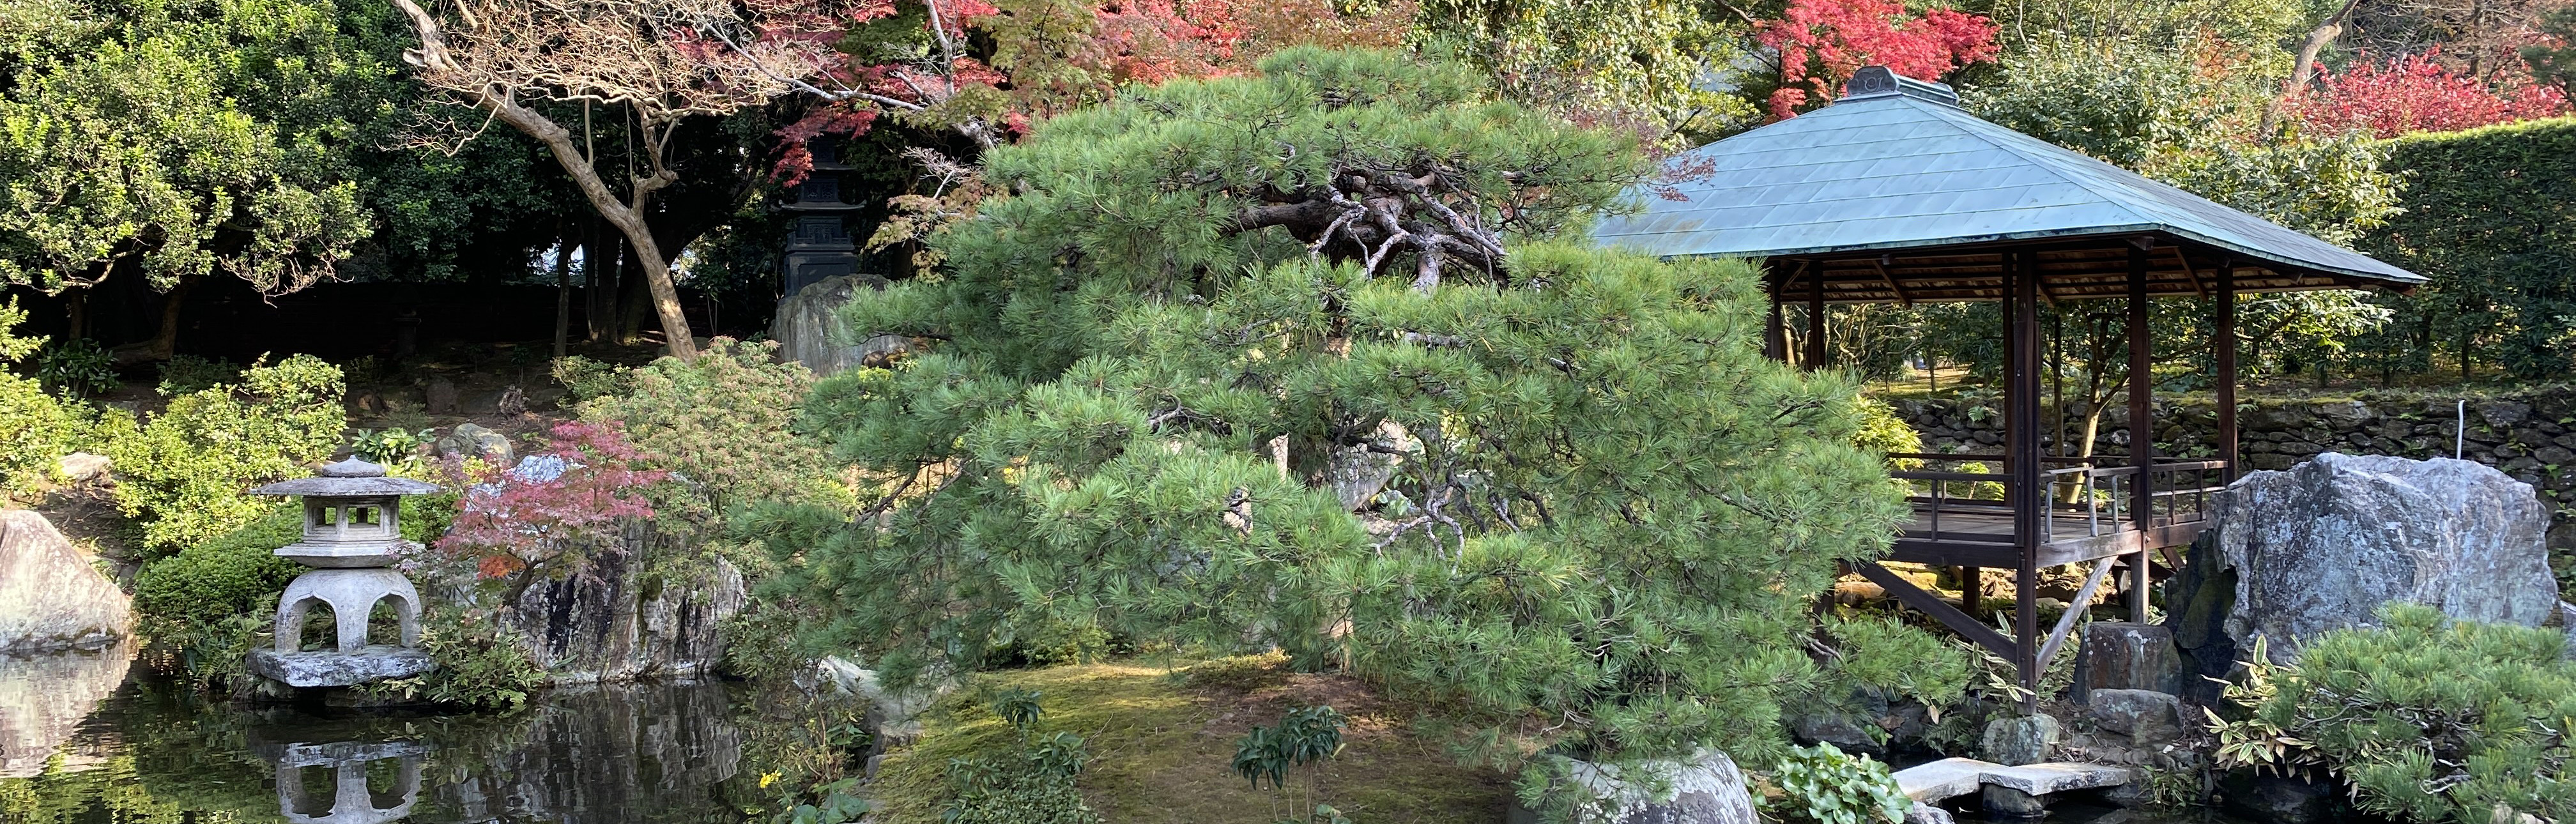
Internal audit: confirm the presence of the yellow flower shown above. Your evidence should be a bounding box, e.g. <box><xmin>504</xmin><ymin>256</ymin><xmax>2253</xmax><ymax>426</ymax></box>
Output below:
<box><xmin>759</xmin><ymin>771</ymin><xmax>781</xmax><ymax>789</ymax></box>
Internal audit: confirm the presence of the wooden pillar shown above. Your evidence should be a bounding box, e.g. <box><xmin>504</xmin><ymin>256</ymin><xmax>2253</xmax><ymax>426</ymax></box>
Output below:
<box><xmin>2217</xmin><ymin>262</ymin><xmax>2239</xmax><ymax>482</ymax></box>
<box><xmin>1805</xmin><ymin>276</ymin><xmax>1828</xmax><ymax>371</ymax></box>
<box><xmin>2126</xmin><ymin>243</ymin><xmax>2154</xmax><ymax>623</ymax></box>
<box><xmin>1767</xmin><ymin>272</ymin><xmax>1789</xmax><ymax>363</ymax></box>
<box><xmin>2009</xmin><ymin>250</ymin><xmax>2043</xmax><ymax>706</ymax></box>
<box><xmin>1959</xmin><ymin>565</ymin><xmax>1981</xmax><ymax>616</ymax></box>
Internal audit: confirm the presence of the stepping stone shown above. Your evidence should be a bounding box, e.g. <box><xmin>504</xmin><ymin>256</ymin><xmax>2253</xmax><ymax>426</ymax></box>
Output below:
<box><xmin>1892</xmin><ymin>758</ymin><xmax>2000</xmax><ymax>802</ymax></box>
<box><xmin>1981</xmin><ymin>763</ymin><xmax>2134</xmax><ymax>796</ymax></box>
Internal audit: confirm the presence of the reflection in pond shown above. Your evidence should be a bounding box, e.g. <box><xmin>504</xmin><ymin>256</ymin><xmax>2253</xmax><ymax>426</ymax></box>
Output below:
<box><xmin>0</xmin><ymin>645</ymin><xmax>130</xmax><ymax>778</ymax></box>
<box><xmin>0</xmin><ymin>651</ymin><xmax>803</xmax><ymax>823</ymax></box>
<box><xmin>266</xmin><ymin>741</ymin><xmax>427</xmax><ymax>824</ymax></box>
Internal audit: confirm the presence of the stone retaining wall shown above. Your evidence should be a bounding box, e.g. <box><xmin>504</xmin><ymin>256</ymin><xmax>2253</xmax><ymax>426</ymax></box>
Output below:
<box><xmin>1887</xmin><ymin>390</ymin><xmax>2576</xmax><ymax>549</ymax></box>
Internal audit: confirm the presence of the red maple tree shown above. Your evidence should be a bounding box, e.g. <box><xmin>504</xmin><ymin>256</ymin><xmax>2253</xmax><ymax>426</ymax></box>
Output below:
<box><xmin>436</xmin><ymin>422</ymin><xmax>667</xmax><ymax>596</ymax></box>
<box><xmin>2291</xmin><ymin>49</ymin><xmax>2570</xmax><ymax>138</ymax></box>
<box><xmin>1755</xmin><ymin>0</ymin><xmax>1999</xmax><ymax>119</ymax></box>
<box><xmin>728</xmin><ymin>0</ymin><xmax>1404</xmax><ymax>183</ymax></box>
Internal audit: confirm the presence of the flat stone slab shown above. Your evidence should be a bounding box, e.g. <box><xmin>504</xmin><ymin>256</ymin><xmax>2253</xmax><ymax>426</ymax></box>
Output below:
<box><xmin>1891</xmin><ymin>758</ymin><xmax>2130</xmax><ymax>803</ymax></box>
<box><xmin>1982</xmin><ymin>763</ymin><xmax>2134</xmax><ymax>795</ymax></box>
<box><xmin>1895</xmin><ymin>758</ymin><xmax>1997</xmax><ymax>802</ymax></box>
<box><xmin>248</xmin><ymin>646</ymin><xmax>433</xmax><ymax>687</ymax></box>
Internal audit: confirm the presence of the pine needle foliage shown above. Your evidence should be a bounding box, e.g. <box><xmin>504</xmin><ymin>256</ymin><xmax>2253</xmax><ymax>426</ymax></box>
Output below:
<box><xmin>2218</xmin><ymin>603</ymin><xmax>2576</xmax><ymax>823</ymax></box>
<box><xmin>772</xmin><ymin>47</ymin><xmax>1912</xmax><ymax>780</ymax></box>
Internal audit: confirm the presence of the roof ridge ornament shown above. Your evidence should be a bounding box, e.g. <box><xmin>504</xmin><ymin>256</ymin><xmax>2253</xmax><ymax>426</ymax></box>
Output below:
<box><xmin>1837</xmin><ymin>66</ymin><xmax>1961</xmax><ymax>107</ymax></box>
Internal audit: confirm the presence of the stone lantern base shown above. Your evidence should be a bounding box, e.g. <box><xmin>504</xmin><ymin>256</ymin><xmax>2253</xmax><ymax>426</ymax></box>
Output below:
<box><xmin>248</xmin><ymin>646</ymin><xmax>435</xmax><ymax>688</ymax></box>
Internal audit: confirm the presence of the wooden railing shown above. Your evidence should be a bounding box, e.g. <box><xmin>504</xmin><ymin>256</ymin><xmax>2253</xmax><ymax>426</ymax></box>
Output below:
<box><xmin>1887</xmin><ymin>453</ymin><xmax>2229</xmax><ymax>546</ymax></box>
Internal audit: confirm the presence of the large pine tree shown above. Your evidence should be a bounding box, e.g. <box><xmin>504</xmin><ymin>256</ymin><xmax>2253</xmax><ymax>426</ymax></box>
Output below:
<box><xmin>771</xmin><ymin>47</ymin><xmax>1912</xmax><ymax>774</ymax></box>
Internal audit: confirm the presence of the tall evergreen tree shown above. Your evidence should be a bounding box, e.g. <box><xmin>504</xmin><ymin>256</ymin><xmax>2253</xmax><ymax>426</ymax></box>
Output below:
<box><xmin>769</xmin><ymin>47</ymin><xmax>1912</xmax><ymax>780</ymax></box>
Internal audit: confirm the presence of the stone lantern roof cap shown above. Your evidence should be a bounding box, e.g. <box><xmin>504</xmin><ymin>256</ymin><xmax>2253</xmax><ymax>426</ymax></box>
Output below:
<box><xmin>250</xmin><ymin>459</ymin><xmax>442</xmax><ymax>497</ymax></box>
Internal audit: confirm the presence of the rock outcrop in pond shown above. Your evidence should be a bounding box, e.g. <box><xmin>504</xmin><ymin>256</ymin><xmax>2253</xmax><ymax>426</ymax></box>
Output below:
<box><xmin>2165</xmin><ymin>453</ymin><xmax>2559</xmax><ymax>698</ymax></box>
<box><xmin>505</xmin><ymin>519</ymin><xmax>747</xmax><ymax>684</ymax></box>
<box><xmin>0</xmin><ymin>509</ymin><xmax>130</xmax><ymax>653</ymax></box>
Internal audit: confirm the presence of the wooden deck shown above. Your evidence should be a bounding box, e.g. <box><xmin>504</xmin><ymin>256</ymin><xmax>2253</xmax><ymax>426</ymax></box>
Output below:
<box><xmin>1894</xmin><ymin>506</ymin><xmax>2209</xmax><ymax>568</ymax></box>
<box><xmin>1850</xmin><ymin>455</ymin><xmax>2231</xmax><ymax>693</ymax></box>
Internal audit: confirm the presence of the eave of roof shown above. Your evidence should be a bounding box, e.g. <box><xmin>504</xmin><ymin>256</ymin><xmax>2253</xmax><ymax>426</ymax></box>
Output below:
<box><xmin>1593</xmin><ymin>72</ymin><xmax>2425</xmax><ymax>293</ymax></box>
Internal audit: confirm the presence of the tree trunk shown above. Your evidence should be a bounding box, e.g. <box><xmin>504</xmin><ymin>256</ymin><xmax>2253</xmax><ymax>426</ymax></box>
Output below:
<box><xmin>125</xmin><ymin>273</ymin><xmax>196</xmax><ymax>363</ymax></box>
<box><xmin>2263</xmin><ymin>0</ymin><xmax>2363</xmax><ymax>134</ymax></box>
<box><xmin>386</xmin><ymin>0</ymin><xmax>698</xmax><ymax>359</ymax></box>
<box><xmin>65</xmin><ymin>291</ymin><xmax>84</xmax><ymax>341</ymax></box>
<box><xmin>586</xmin><ymin>222</ymin><xmax>615</xmax><ymax>344</ymax></box>
<box><xmin>469</xmin><ymin>86</ymin><xmax>696</xmax><ymax>359</ymax></box>
<box><xmin>553</xmin><ymin>229</ymin><xmax>572</xmax><ymax>358</ymax></box>
<box><xmin>619</xmin><ymin>243</ymin><xmax>653</xmax><ymax>345</ymax></box>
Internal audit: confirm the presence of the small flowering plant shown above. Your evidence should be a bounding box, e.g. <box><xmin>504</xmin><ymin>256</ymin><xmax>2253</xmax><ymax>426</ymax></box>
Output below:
<box><xmin>435</xmin><ymin>422</ymin><xmax>667</xmax><ymax>597</ymax></box>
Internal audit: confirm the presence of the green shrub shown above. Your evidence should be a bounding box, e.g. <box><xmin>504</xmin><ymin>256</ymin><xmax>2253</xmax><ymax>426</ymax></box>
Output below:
<box><xmin>1767</xmin><ymin>743</ymin><xmax>1911</xmax><ymax>824</ymax></box>
<box><xmin>0</xmin><ymin>300</ymin><xmax>82</xmax><ymax>503</ymax></box>
<box><xmin>1232</xmin><ymin>706</ymin><xmax>1351</xmax><ymax>824</ymax></box>
<box><xmin>158</xmin><ymin>609</ymin><xmax>271</xmax><ymax>694</ymax></box>
<box><xmin>34</xmin><ymin>337</ymin><xmax>116</xmax><ymax>398</ymax></box>
<box><xmin>349</xmin><ymin>427</ymin><xmax>433</xmax><ymax>464</ymax></box>
<box><xmin>1851</xmin><ymin>397</ymin><xmax>1923</xmax><ymax>470</ymax></box>
<box><xmin>100</xmin><ymin>354</ymin><xmax>346</xmax><ymax>552</ymax></box>
<box><xmin>549</xmin><ymin>355</ymin><xmax>627</xmax><ymax>404</ymax></box>
<box><xmin>2214</xmin><ymin>603</ymin><xmax>2576</xmax><ymax>823</ymax></box>
<box><xmin>572</xmin><ymin>337</ymin><xmax>824</xmax><ymax>521</ymax></box>
<box><xmin>155</xmin><ymin>355</ymin><xmax>243</xmax><ymax>396</ymax></box>
<box><xmin>381</xmin><ymin>605</ymin><xmax>546</xmax><ymax>710</ymax></box>
<box><xmin>939</xmin><ymin>691</ymin><xmax>1101</xmax><ymax>824</ymax></box>
<box><xmin>132</xmin><ymin>507</ymin><xmax>303</xmax><ymax>626</ymax></box>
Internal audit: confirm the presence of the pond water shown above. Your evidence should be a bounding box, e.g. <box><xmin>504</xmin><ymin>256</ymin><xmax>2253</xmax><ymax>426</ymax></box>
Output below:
<box><xmin>0</xmin><ymin>646</ymin><xmax>2250</xmax><ymax>824</ymax></box>
<box><xmin>1</xmin><ymin>646</ymin><xmax>807</xmax><ymax>823</ymax></box>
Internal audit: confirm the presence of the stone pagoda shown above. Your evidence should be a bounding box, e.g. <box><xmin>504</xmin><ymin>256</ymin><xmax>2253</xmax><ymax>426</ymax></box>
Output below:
<box><xmin>245</xmin><ymin>458</ymin><xmax>441</xmax><ymax>688</ymax></box>
<box><xmin>779</xmin><ymin>137</ymin><xmax>866</xmax><ymax>299</ymax></box>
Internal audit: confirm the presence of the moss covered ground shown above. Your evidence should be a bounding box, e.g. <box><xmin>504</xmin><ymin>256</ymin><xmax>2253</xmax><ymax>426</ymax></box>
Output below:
<box><xmin>866</xmin><ymin>658</ymin><xmax>1513</xmax><ymax>823</ymax></box>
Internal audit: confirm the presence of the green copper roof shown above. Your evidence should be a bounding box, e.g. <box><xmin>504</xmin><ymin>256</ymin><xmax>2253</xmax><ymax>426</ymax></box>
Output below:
<box><xmin>1594</xmin><ymin>68</ymin><xmax>2425</xmax><ymax>289</ymax></box>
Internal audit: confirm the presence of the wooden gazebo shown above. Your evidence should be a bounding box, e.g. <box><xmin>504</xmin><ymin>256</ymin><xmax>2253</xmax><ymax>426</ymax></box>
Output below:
<box><xmin>1596</xmin><ymin>67</ymin><xmax>2426</xmax><ymax>698</ymax></box>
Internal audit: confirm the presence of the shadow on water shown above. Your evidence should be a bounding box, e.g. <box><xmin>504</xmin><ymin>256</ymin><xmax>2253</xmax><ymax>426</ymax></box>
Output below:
<box><xmin>0</xmin><ymin>647</ymin><xmax>789</xmax><ymax>823</ymax></box>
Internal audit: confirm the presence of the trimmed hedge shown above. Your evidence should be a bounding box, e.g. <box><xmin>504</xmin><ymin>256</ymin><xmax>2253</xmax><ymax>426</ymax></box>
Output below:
<box><xmin>2365</xmin><ymin>117</ymin><xmax>2576</xmax><ymax>378</ymax></box>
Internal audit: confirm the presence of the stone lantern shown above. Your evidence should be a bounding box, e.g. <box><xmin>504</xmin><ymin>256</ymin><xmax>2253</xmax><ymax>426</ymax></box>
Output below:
<box><xmin>245</xmin><ymin>457</ymin><xmax>442</xmax><ymax>688</ymax></box>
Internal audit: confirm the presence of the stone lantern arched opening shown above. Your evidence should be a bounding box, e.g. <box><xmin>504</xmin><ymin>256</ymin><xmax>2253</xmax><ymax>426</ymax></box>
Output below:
<box><xmin>245</xmin><ymin>458</ymin><xmax>443</xmax><ymax>689</ymax></box>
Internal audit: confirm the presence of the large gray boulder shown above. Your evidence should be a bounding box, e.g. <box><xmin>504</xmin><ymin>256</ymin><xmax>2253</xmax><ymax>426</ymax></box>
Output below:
<box><xmin>434</xmin><ymin>422</ymin><xmax>514</xmax><ymax>466</ymax></box>
<box><xmin>0</xmin><ymin>509</ymin><xmax>130</xmax><ymax>653</ymax></box>
<box><xmin>1559</xmin><ymin>750</ymin><xmax>1759</xmax><ymax>824</ymax></box>
<box><xmin>2071</xmin><ymin>622</ymin><xmax>2184</xmax><ymax>701</ymax></box>
<box><xmin>1979</xmin><ymin>715</ymin><xmax>2061</xmax><ymax>766</ymax></box>
<box><xmin>771</xmin><ymin>274</ymin><xmax>902</xmax><ymax>378</ymax></box>
<box><xmin>2086</xmin><ymin>689</ymin><xmax>2185</xmax><ymax>746</ymax></box>
<box><xmin>2198</xmin><ymin>453</ymin><xmax>2557</xmax><ymax>662</ymax></box>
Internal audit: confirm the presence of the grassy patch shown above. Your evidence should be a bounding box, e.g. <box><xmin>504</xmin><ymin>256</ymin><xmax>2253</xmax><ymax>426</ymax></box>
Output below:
<box><xmin>868</xmin><ymin>660</ymin><xmax>1512</xmax><ymax>824</ymax></box>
